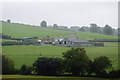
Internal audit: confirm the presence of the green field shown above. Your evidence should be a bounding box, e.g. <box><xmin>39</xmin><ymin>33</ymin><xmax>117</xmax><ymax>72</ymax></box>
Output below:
<box><xmin>2</xmin><ymin>22</ymin><xmax>118</xmax><ymax>40</ymax></box>
<box><xmin>2</xmin><ymin>75</ymin><xmax>120</xmax><ymax>80</ymax></box>
<box><xmin>2</xmin><ymin>42</ymin><xmax>118</xmax><ymax>69</ymax></box>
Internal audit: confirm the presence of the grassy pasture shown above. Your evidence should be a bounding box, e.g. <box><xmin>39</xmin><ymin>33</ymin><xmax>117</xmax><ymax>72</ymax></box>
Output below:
<box><xmin>2</xmin><ymin>75</ymin><xmax>120</xmax><ymax>80</ymax></box>
<box><xmin>2</xmin><ymin>22</ymin><xmax>118</xmax><ymax>40</ymax></box>
<box><xmin>2</xmin><ymin>42</ymin><xmax>118</xmax><ymax>69</ymax></box>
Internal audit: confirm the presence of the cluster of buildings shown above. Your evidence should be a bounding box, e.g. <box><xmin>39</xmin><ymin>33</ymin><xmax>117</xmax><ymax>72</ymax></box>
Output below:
<box><xmin>52</xmin><ymin>34</ymin><xmax>94</xmax><ymax>47</ymax></box>
<box><xmin>22</xmin><ymin>34</ymin><xmax>104</xmax><ymax>47</ymax></box>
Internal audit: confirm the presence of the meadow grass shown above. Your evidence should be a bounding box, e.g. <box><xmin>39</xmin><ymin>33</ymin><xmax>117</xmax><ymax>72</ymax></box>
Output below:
<box><xmin>2</xmin><ymin>22</ymin><xmax>118</xmax><ymax>40</ymax></box>
<box><xmin>2</xmin><ymin>42</ymin><xmax>118</xmax><ymax>69</ymax></box>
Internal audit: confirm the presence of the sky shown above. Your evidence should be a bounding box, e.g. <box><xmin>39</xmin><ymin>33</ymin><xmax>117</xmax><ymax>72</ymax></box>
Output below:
<box><xmin>1</xmin><ymin>1</ymin><xmax>118</xmax><ymax>28</ymax></box>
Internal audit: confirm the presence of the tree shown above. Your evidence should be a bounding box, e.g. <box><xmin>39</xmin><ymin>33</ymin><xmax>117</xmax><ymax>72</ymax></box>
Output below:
<box><xmin>33</xmin><ymin>57</ymin><xmax>63</xmax><ymax>76</ymax></box>
<box><xmin>86</xmin><ymin>60</ymin><xmax>94</xmax><ymax>76</ymax></box>
<box><xmin>53</xmin><ymin>24</ymin><xmax>58</xmax><ymax>29</ymax></box>
<box><xmin>70</xmin><ymin>26</ymin><xmax>80</xmax><ymax>31</ymax></box>
<box><xmin>90</xmin><ymin>23</ymin><xmax>99</xmax><ymax>33</ymax></box>
<box><xmin>79</xmin><ymin>27</ymin><xmax>85</xmax><ymax>32</ymax></box>
<box><xmin>19</xmin><ymin>64</ymin><xmax>32</xmax><ymax>75</ymax></box>
<box><xmin>2</xmin><ymin>34</ymin><xmax>11</xmax><ymax>39</ymax></box>
<box><xmin>92</xmin><ymin>56</ymin><xmax>112</xmax><ymax>76</ymax></box>
<box><xmin>7</xmin><ymin>19</ymin><xmax>11</xmax><ymax>23</ymax></box>
<box><xmin>109</xmin><ymin>69</ymin><xmax>120</xmax><ymax>78</ymax></box>
<box><xmin>103</xmin><ymin>24</ymin><xmax>113</xmax><ymax>35</ymax></box>
<box><xmin>40</xmin><ymin>21</ymin><xmax>47</xmax><ymax>27</ymax></box>
<box><xmin>97</xmin><ymin>26</ymin><xmax>102</xmax><ymax>33</ymax></box>
<box><xmin>118</xmin><ymin>28</ymin><xmax>120</xmax><ymax>36</ymax></box>
<box><xmin>2</xmin><ymin>55</ymin><xmax>15</xmax><ymax>74</ymax></box>
<box><xmin>62</xmin><ymin>48</ymin><xmax>90</xmax><ymax>76</ymax></box>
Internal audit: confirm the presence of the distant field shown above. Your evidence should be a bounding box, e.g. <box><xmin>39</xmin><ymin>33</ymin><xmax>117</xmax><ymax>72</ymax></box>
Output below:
<box><xmin>2</xmin><ymin>75</ymin><xmax>120</xmax><ymax>80</ymax></box>
<box><xmin>2</xmin><ymin>22</ymin><xmax>118</xmax><ymax>40</ymax></box>
<box><xmin>2</xmin><ymin>42</ymin><xmax>118</xmax><ymax>69</ymax></box>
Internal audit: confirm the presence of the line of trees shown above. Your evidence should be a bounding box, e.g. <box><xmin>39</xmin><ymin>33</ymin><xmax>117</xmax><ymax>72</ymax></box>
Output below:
<box><xmin>40</xmin><ymin>21</ymin><xmax>118</xmax><ymax>36</ymax></box>
<box><xmin>2</xmin><ymin>20</ymin><xmax>118</xmax><ymax>36</ymax></box>
<box><xmin>2</xmin><ymin>48</ymin><xmax>120</xmax><ymax>78</ymax></box>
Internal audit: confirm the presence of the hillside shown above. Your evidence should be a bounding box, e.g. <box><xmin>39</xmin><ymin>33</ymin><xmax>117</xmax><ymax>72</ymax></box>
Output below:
<box><xmin>1</xmin><ymin>22</ymin><xmax>118</xmax><ymax>40</ymax></box>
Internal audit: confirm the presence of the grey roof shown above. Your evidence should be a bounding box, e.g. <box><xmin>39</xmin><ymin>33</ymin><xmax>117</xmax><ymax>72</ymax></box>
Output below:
<box><xmin>70</xmin><ymin>40</ymin><xmax>89</xmax><ymax>43</ymax></box>
<box><xmin>61</xmin><ymin>39</ymin><xmax>89</xmax><ymax>43</ymax></box>
<box><xmin>53</xmin><ymin>37</ymin><xmax>64</xmax><ymax>40</ymax></box>
<box><xmin>22</xmin><ymin>37</ymin><xmax>38</xmax><ymax>39</ymax></box>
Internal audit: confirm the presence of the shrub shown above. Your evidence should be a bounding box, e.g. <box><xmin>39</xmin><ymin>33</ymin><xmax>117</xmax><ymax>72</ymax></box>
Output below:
<box><xmin>33</xmin><ymin>57</ymin><xmax>63</xmax><ymax>76</ymax></box>
<box><xmin>92</xmin><ymin>56</ymin><xmax>112</xmax><ymax>76</ymax></box>
<box><xmin>108</xmin><ymin>69</ymin><xmax>120</xmax><ymax>78</ymax></box>
<box><xmin>2</xmin><ymin>55</ymin><xmax>16</xmax><ymax>74</ymax></box>
<box><xmin>19</xmin><ymin>64</ymin><xmax>32</xmax><ymax>75</ymax></box>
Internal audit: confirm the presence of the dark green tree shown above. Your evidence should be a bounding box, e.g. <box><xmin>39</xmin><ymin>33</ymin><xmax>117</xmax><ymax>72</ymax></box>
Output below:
<box><xmin>86</xmin><ymin>60</ymin><xmax>94</xmax><ymax>76</ymax></box>
<box><xmin>103</xmin><ymin>24</ymin><xmax>113</xmax><ymax>35</ymax></box>
<box><xmin>2</xmin><ymin>55</ymin><xmax>15</xmax><ymax>74</ymax></box>
<box><xmin>19</xmin><ymin>64</ymin><xmax>32</xmax><ymax>75</ymax></box>
<box><xmin>118</xmin><ymin>28</ymin><xmax>120</xmax><ymax>36</ymax></box>
<box><xmin>109</xmin><ymin>69</ymin><xmax>120</xmax><ymax>78</ymax></box>
<box><xmin>7</xmin><ymin>19</ymin><xmax>11</xmax><ymax>23</ymax></box>
<box><xmin>90</xmin><ymin>23</ymin><xmax>99</xmax><ymax>33</ymax></box>
<box><xmin>79</xmin><ymin>27</ymin><xmax>85</xmax><ymax>32</ymax></box>
<box><xmin>53</xmin><ymin>24</ymin><xmax>58</xmax><ymax>29</ymax></box>
<box><xmin>92</xmin><ymin>56</ymin><xmax>112</xmax><ymax>76</ymax></box>
<box><xmin>2</xmin><ymin>34</ymin><xmax>11</xmax><ymax>39</ymax></box>
<box><xmin>33</xmin><ymin>57</ymin><xmax>63</xmax><ymax>76</ymax></box>
<box><xmin>62</xmin><ymin>48</ymin><xmax>90</xmax><ymax>76</ymax></box>
<box><xmin>40</xmin><ymin>21</ymin><xmax>47</xmax><ymax>27</ymax></box>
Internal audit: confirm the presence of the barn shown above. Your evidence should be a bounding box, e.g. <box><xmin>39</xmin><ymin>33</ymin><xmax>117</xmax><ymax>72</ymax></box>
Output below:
<box><xmin>53</xmin><ymin>34</ymin><xmax>94</xmax><ymax>47</ymax></box>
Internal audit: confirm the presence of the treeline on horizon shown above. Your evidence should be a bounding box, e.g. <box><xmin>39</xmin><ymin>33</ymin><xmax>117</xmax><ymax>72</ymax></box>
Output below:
<box><xmin>2</xmin><ymin>48</ymin><xmax>120</xmax><ymax>78</ymax></box>
<box><xmin>1</xmin><ymin>20</ymin><xmax>120</xmax><ymax>36</ymax></box>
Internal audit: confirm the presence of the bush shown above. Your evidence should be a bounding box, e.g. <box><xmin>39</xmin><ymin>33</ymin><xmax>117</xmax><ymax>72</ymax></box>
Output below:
<box><xmin>2</xmin><ymin>34</ymin><xmax>11</xmax><ymax>39</ymax></box>
<box><xmin>19</xmin><ymin>64</ymin><xmax>32</xmax><ymax>75</ymax></box>
<box><xmin>92</xmin><ymin>56</ymin><xmax>112</xmax><ymax>76</ymax></box>
<box><xmin>2</xmin><ymin>55</ymin><xmax>16</xmax><ymax>74</ymax></box>
<box><xmin>108</xmin><ymin>69</ymin><xmax>120</xmax><ymax>78</ymax></box>
<box><xmin>33</xmin><ymin>57</ymin><xmax>63</xmax><ymax>76</ymax></box>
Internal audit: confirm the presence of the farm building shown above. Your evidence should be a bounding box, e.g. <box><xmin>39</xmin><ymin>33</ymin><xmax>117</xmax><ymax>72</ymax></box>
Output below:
<box><xmin>53</xmin><ymin>34</ymin><xmax>94</xmax><ymax>47</ymax></box>
<box><xmin>20</xmin><ymin>35</ymin><xmax>104</xmax><ymax>47</ymax></box>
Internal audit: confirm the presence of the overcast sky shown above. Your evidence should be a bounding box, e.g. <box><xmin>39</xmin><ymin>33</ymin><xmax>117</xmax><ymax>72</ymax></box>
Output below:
<box><xmin>1</xmin><ymin>2</ymin><xmax>118</xmax><ymax>28</ymax></box>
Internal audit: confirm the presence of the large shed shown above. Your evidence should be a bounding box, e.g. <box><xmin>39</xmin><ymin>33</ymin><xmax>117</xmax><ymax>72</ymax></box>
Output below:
<box><xmin>54</xmin><ymin>34</ymin><xmax>94</xmax><ymax>47</ymax></box>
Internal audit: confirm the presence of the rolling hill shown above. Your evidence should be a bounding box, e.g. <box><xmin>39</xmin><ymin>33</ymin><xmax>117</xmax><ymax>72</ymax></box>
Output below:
<box><xmin>1</xmin><ymin>22</ymin><xmax>118</xmax><ymax>40</ymax></box>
